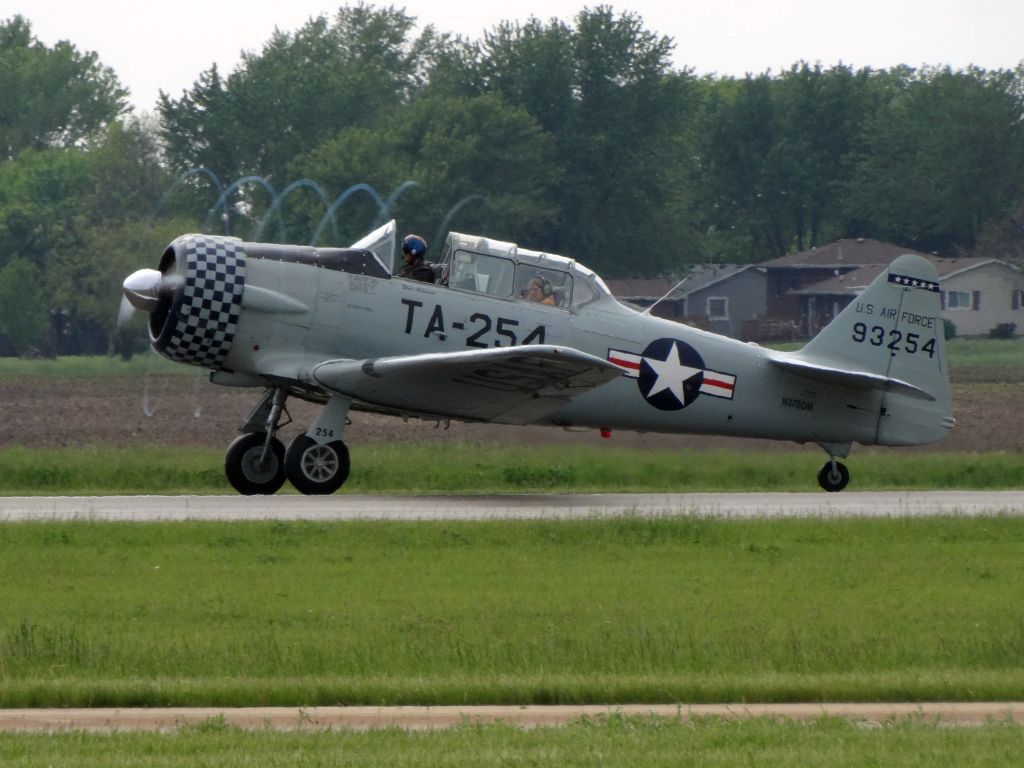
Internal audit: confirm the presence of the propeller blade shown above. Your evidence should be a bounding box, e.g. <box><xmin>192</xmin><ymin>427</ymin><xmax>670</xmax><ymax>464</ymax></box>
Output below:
<box><xmin>117</xmin><ymin>295</ymin><xmax>137</xmax><ymax>329</ymax></box>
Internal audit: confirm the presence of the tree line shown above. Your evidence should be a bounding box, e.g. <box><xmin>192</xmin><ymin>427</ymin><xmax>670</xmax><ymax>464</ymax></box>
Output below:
<box><xmin>1</xmin><ymin>6</ymin><xmax>1023</xmax><ymax>357</ymax></box>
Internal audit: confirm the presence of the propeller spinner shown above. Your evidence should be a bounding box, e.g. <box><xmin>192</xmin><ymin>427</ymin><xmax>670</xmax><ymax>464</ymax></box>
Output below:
<box><xmin>118</xmin><ymin>269</ymin><xmax>184</xmax><ymax>328</ymax></box>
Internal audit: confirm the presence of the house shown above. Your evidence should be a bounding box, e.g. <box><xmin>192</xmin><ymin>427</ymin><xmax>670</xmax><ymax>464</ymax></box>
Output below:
<box><xmin>760</xmin><ymin>239</ymin><xmax>938</xmax><ymax>334</ymax></box>
<box><xmin>606</xmin><ymin>238</ymin><xmax>1024</xmax><ymax>341</ymax></box>
<box><xmin>676</xmin><ymin>264</ymin><xmax>767</xmax><ymax>339</ymax></box>
<box><xmin>792</xmin><ymin>258</ymin><xmax>1024</xmax><ymax>337</ymax></box>
<box><xmin>606</xmin><ymin>265</ymin><xmax>767</xmax><ymax>339</ymax></box>
<box><xmin>606</xmin><ymin>277</ymin><xmax>685</xmax><ymax>320</ymax></box>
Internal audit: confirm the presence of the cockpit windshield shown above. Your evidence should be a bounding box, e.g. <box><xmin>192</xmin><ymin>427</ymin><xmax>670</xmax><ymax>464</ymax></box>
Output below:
<box><xmin>438</xmin><ymin>230</ymin><xmax>609</xmax><ymax>310</ymax></box>
<box><xmin>448</xmin><ymin>249</ymin><xmax>515</xmax><ymax>297</ymax></box>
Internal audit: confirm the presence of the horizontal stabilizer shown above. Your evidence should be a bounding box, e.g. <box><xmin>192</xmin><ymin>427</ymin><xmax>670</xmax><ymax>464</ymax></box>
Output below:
<box><xmin>769</xmin><ymin>356</ymin><xmax>936</xmax><ymax>401</ymax></box>
<box><xmin>311</xmin><ymin>345</ymin><xmax>622</xmax><ymax>424</ymax></box>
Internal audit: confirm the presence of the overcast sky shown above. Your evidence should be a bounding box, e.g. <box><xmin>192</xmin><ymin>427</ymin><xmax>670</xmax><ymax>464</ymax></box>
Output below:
<box><xmin>5</xmin><ymin>0</ymin><xmax>1023</xmax><ymax>112</ymax></box>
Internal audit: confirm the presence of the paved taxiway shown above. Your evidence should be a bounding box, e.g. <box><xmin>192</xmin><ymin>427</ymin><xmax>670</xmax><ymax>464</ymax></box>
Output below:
<box><xmin>1</xmin><ymin>490</ymin><xmax>1022</xmax><ymax>521</ymax></box>
<box><xmin>2</xmin><ymin>703</ymin><xmax>1023</xmax><ymax>731</ymax></box>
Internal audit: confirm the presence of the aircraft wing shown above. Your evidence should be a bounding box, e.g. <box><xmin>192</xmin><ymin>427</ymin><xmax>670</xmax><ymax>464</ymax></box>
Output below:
<box><xmin>769</xmin><ymin>355</ymin><xmax>936</xmax><ymax>401</ymax></box>
<box><xmin>310</xmin><ymin>345</ymin><xmax>624</xmax><ymax>424</ymax></box>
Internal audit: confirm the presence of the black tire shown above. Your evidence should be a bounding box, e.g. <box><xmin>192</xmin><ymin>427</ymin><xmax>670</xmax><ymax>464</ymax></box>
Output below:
<box><xmin>285</xmin><ymin>435</ymin><xmax>351</xmax><ymax>495</ymax></box>
<box><xmin>224</xmin><ymin>432</ymin><xmax>287</xmax><ymax>495</ymax></box>
<box><xmin>817</xmin><ymin>460</ymin><xmax>850</xmax><ymax>492</ymax></box>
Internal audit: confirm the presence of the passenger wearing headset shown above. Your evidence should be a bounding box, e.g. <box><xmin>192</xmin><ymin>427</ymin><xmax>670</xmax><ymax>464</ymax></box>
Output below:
<box><xmin>526</xmin><ymin>275</ymin><xmax>557</xmax><ymax>305</ymax></box>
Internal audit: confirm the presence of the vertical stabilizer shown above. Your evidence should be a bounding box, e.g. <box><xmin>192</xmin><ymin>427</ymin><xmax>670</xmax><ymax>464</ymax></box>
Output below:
<box><xmin>779</xmin><ymin>254</ymin><xmax>953</xmax><ymax>445</ymax></box>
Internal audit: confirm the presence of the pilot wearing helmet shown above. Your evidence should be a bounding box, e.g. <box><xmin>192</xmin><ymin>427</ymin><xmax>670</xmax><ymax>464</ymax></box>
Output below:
<box><xmin>397</xmin><ymin>234</ymin><xmax>435</xmax><ymax>283</ymax></box>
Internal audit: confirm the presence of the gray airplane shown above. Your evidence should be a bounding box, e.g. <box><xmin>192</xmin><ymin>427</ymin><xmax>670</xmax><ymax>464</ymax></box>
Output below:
<box><xmin>120</xmin><ymin>220</ymin><xmax>953</xmax><ymax>495</ymax></box>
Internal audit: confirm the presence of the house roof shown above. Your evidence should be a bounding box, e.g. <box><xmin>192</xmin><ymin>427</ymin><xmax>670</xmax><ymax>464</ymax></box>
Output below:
<box><xmin>792</xmin><ymin>257</ymin><xmax>1016</xmax><ymax>295</ymax></box>
<box><xmin>763</xmin><ymin>238</ymin><xmax>936</xmax><ymax>268</ymax></box>
<box><xmin>605</xmin><ymin>264</ymin><xmax>759</xmax><ymax>300</ymax></box>
<box><xmin>679</xmin><ymin>264</ymin><xmax>762</xmax><ymax>296</ymax></box>
<box><xmin>604</xmin><ymin>277</ymin><xmax>679</xmax><ymax>300</ymax></box>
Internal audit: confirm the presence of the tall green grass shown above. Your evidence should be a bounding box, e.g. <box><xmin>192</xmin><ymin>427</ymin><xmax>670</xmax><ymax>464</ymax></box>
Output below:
<box><xmin>945</xmin><ymin>337</ymin><xmax>1024</xmax><ymax>367</ymax></box>
<box><xmin>1</xmin><ymin>717</ymin><xmax>1022</xmax><ymax>767</ymax></box>
<box><xmin>1</xmin><ymin>517</ymin><xmax>1022</xmax><ymax>706</ymax></box>
<box><xmin>0</xmin><ymin>352</ymin><xmax>186</xmax><ymax>378</ymax></box>
<box><xmin>0</xmin><ymin>443</ymin><xmax>1021</xmax><ymax>495</ymax></box>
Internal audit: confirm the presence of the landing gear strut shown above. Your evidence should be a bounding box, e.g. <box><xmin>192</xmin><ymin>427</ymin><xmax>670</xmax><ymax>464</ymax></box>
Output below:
<box><xmin>284</xmin><ymin>395</ymin><xmax>352</xmax><ymax>495</ymax></box>
<box><xmin>224</xmin><ymin>388</ymin><xmax>288</xmax><ymax>495</ymax></box>
<box><xmin>817</xmin><ymin>441</ymin><xmax>851</xmax><ymax>492</ymax></box>
<box><xmin>225</xmin><ymin>389</ymin><xmax>353</xmax><ymax>496</ymax></box>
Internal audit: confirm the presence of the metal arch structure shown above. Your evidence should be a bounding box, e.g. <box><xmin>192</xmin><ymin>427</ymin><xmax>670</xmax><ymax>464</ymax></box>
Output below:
<box><xmin>432</xmin><ymin>195</ymin><xmax>486</xmax><ymax>255</ymax></box>
<box><xmin>254</xmin><ymin>179</ymin><xmax>338</xmax><ymax>244</ymax></box>
<box><xmin>309</xmin><ymin>183</ymin><xmax>387</xmax><ymax>246</ymax></box>
<box><xmin>204</xmin><ymin>176</ymin><xmax>279</xmax><ymax>235</ymax></box>
<box><xmin>373</xmin><ymin>180</ymin><xmax>419</xmax><ymax>228</ymax></box>
<box><xmin>154</xmin><ymin>167</ymin><xmax>225</xmax><ymax>220</ymax></box>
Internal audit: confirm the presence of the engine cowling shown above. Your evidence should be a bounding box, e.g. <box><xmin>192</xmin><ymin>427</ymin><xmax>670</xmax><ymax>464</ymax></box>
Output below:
<box><xmin>149</xmin><ymin>234</ymin><xmax>248</xmax><ymax>368</ymax></box>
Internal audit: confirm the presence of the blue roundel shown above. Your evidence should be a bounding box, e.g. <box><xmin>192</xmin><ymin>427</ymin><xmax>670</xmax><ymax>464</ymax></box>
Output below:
<box><xmin>637</xmin><ymin>338</ymin><xmax>705</xmax><ymax>411</ymax></box>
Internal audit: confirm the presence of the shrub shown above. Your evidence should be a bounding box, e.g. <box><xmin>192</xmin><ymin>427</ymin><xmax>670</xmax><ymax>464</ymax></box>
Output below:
<box><xmin>988</xmin><ymin>322</ymin><xmax>1017</xmax><ymax>339</ymax></box>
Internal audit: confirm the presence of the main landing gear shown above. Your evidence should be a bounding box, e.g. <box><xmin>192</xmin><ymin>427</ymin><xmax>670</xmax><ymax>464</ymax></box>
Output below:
<box><xmin>816</xmin><ymin>442</ymin><xmax>851</xmax><ymax>493</ymax></box>
<box><xmin>224</xmin><ymin>388</ymin><xmax>352</xmax><ymax>495</ymax></box>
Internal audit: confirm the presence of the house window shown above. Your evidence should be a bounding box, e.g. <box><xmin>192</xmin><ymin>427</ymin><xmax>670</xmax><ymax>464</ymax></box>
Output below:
<box><xmin>945</xmin><ymin>290</ymin><xmax>972</xmax><ymax>310</ymax></box>
<box><xmin>1013</xmin><ymin>289</ymin><xmax>1024</xmax><ymax>310</ymax></box>
<box><xmin>707</xmin><ymin>297</ymin><xmax>729</xmax><ymax>320</ymax></box>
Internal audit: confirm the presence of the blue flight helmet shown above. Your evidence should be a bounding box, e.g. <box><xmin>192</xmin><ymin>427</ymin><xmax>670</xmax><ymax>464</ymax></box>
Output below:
<box><xmin>402</xmin><ymin>234</ymin><xmax>427</xmax><ymax>258</ymax></box>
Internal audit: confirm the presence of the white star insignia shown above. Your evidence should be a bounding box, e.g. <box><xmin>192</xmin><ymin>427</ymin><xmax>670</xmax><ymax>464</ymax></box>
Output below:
<box><xmin>644</xmin><ymin>342</ymin><xmax>702</xmax><ymax>403</ymax></box>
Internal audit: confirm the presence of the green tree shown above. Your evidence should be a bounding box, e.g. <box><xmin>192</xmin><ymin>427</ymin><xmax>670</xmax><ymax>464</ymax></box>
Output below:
<box><xmin>0</xmin><ymin>257</ymin><xmax>49</xmax><ymax>354</ymax></box>
<box><xmin>770</xmin><ymin>63</ymin><xmax>880</xmax><ymax>250</ymax></box>
<box><xmin>47</xmin><ymin>219</ymin><xmax>191</xmax><ymax>358</ymax></box>
<box><xmin>469</xmin><ymin>8</ymin><xmax>695</xmax><ymax>275</ymax></box>
<box><xmin>479</xmin><ymin>18</ymin><xmax>576</xmax><ymax>135</ymax></box>
<box><xmin>693</xmin><ymin>64</ymin><xmax>898</xmax><ymax>262</ymax></box>
<box><xmin>0</xmin><ymin>147</ymin><xmax>91</xmax><ymax>270</ymax></box>
<box><xmin>159</xmin><ymin>3</ymin><xmax>426</xmax><ymax>185</ymax></box>
<box><xmin>844</xmin><ymin>67</ymin><xmax>1024</xmax><ymax>254</ymax></box>
<box><xmin>695</xmin><ymin>74</ymin><xmax>783</xmax><ymax>261</ymax></box>
<box><xmin>0</xmin><ymin>15</ymin><xmax>128</xmax><ymax>159</ymax></box>
<box><xmin>292</xmin><ymin>93</ymin><xmax>559</xmax><ymax>248</ymax></box>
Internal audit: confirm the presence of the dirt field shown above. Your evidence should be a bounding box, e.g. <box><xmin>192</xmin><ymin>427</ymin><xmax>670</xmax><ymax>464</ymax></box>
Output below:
<box><xmin>0</xmin><ymin>375</ymin><xmax>1018</xmax><ymax>454</ymax></box>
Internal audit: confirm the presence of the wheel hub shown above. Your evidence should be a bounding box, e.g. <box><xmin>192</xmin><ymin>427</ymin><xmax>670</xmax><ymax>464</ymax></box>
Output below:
<box><xmin>301</xmin><ymin>445</ymin><xmax>339</xmax><ymax>482</ymax></box>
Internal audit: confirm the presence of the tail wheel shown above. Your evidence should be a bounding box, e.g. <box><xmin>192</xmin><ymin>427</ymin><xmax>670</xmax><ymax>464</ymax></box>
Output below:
<box><xmin>225</xmin><ymin>432</ymin><xmax>286</xmax><ymax>495</ymax></box>
<box><xmin>817</xmin><ymin>460</ymin><xmax>850</xmax><ymax>492</ymax></box>
<box><xmin>285</xmin><ymin>435</ymin><xmax>351</xmax><ymax>495</ymax></box>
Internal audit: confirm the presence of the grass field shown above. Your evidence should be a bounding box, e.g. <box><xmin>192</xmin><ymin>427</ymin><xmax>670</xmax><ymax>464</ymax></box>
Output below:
<box><xmin>1</xmin><ymin>717</ymin><xmax>1023</xmax><ymax>767</ymax></box>
<box><xmin>1</xmin><ymin>516</ymin><xmax>1022</xmax><ymax>707</ymax></box>
<box><xmin>1</xmin><ymin>443</ymin><xmax>1021</xmax><ymax>495</ymax></box>
<box><xmin>0</xmin><ymin>343</ymin><xmax>1021</xmax><ymax>761</ymax></box>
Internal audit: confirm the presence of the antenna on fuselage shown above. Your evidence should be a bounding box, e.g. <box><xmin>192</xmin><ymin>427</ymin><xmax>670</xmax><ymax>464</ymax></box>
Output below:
<box><xmin>642</xmin><ymin>277</ymin><xmax>688</xmax><ymax>315</ymax></box>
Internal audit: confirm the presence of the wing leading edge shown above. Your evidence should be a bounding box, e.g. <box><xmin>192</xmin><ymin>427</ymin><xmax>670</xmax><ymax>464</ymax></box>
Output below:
<box><xmin>311</xmin><ymin>345</ymin><xmax>623</xmax><ymax>424</ymax></box>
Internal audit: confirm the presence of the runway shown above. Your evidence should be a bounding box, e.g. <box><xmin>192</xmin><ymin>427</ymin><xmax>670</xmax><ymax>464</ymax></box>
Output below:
<box><xmin>0</xmin><ymin>490</ymin><xmax>1022</xmax><ymax>521</ymax></box>
<box><xmin>1</xmin><ymin>703</ymin><xmax>1023</xmax><ymax>731</ymax></box>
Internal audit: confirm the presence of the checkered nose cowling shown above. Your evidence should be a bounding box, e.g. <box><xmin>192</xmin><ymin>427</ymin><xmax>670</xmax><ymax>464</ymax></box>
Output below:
<box><xmin>149</xmin><ymin>234</ymin><xmax>247</xmax><ymax>369</ymax></box>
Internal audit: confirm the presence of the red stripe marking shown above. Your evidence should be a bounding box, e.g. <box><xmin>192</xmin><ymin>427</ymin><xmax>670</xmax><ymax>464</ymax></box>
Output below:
<box><xmin>702</xmin><ymin>377</ymin><xmax>734</xmax><ymax>391</ymax></box>
<box><xmin>609</xmin><ymin>356</ymin><xmax>641</xmax><ymax>370</ymax></box>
